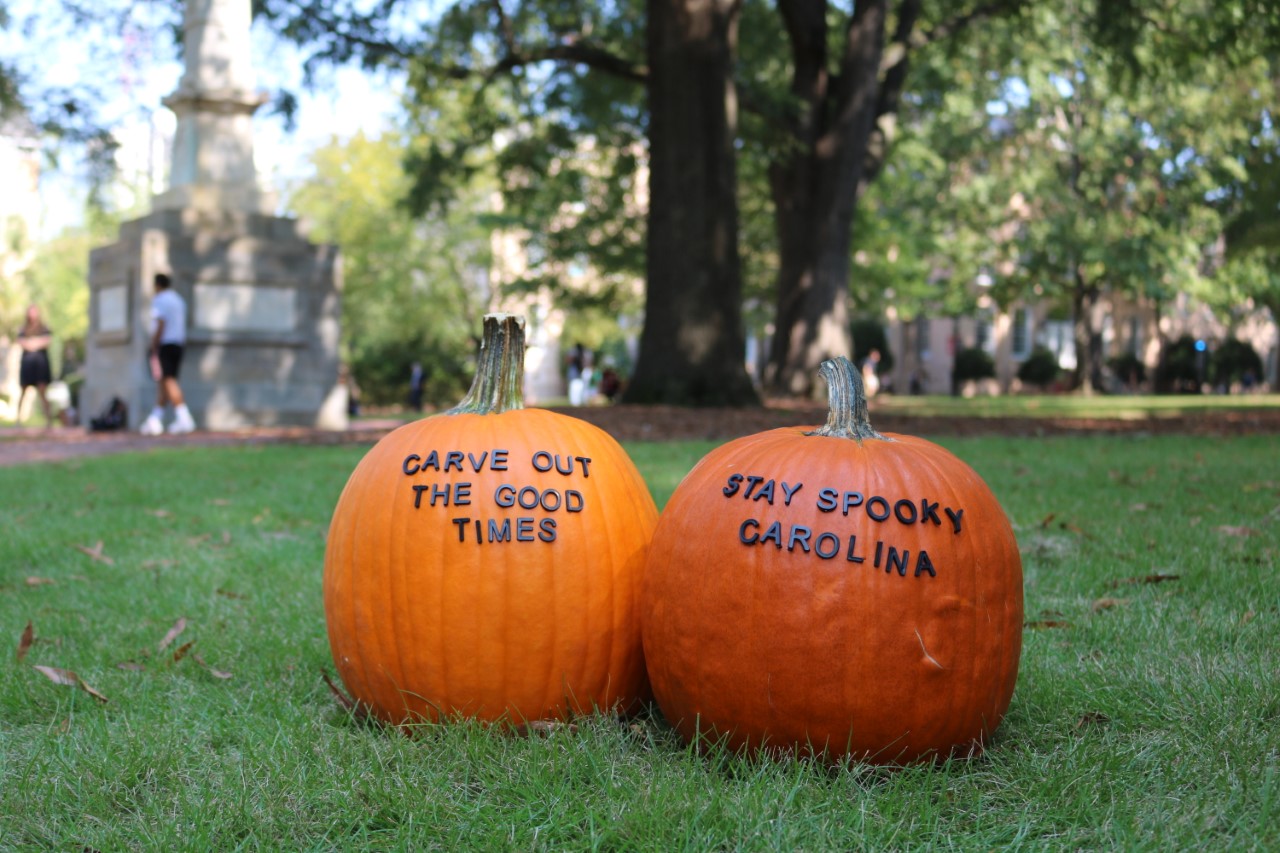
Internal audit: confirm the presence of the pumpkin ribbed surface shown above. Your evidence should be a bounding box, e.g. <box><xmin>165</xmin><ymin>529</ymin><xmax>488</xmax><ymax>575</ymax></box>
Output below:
<box><xmin>324</xmin><ymin>315</ymin><xmax>657</xmax><ymax>725</ymax></box>
<box><xmin>640</xmin><ymin>358</ymin><xmax>1023</xmax><ymax>763</ymax></box>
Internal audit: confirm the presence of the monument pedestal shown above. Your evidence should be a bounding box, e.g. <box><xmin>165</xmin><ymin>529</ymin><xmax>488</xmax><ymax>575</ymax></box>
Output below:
<box><xmin>84</xmin><ymin>207</ymin><xmax>347</xmax><ymax>430</ymax></box>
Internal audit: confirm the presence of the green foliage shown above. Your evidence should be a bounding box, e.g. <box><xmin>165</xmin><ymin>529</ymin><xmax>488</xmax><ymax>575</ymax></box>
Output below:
<box><xmin>286</xmin><ymin>131</ymin><xmax>492</xmax><ymax>407</ymax></box>
<box><xmin>2</xmin><ymin>204</ymin><xmax>118</xmax><ymax>378</ymax></box>
<box><xmin>888</xmin><ymin>2</ymin><xmax>1280</xmax><ymax>390</ymax></box>
<box><xmin>1156</xmin><ymin>335</ymin><xmax>1204</xmax><ymax>394</ymax></box>
<box><xmin>1017</xmin><ymin>347</ymin><xmax>1061</xmax><ymax>389</ymax></box>
<box><xmin>952</xmin><ymin>347</ymin><xmax>996</xmax><ymax>384</ymax></box>
<box><xmin>1210</xmin><ymin>338</ymin><xmax>1264</xmax><ymax>388</ymax></box>
<box><xmin>1107</xmin><ymin>351</ymin><xmax>1147</xmax><ymax>387</ymax></box>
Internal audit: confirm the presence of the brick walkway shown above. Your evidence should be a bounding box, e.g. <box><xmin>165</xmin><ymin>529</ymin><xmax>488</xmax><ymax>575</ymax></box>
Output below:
<box><xmin>2</xmin><ymin>404</ymin><xmax>1277</xmax><ymax>467</ymax></box>
<box><xmin>0</xmin><ymin>421</ymin><xmax>402</xmax><ymax>467</ymax></box>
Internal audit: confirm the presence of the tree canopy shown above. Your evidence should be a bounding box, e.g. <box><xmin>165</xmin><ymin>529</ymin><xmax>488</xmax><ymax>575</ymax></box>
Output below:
<box><xmin>4</xmin><ymin>0</ymin><xmax>1277</xmax><ymax>399</ymax></box>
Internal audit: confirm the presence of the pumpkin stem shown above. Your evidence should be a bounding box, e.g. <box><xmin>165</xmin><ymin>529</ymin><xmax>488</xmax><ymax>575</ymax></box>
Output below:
<box><xmin>805</xmin><ymin>355</ymin><xmax>890</xmax><ymax>443</ymax></box>
<box><xmin>447</xmin><ymin>313</ymin><xmax>526</xmax><ymax>415</ymax></box>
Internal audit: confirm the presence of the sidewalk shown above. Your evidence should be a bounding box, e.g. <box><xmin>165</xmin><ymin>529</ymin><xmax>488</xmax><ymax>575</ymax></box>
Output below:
<box><xmin>3</xmin><ymin>403</ymin><xmax>1276</xmax><ymax>467</ymax></box>
<box><xmin>0</xmin><ymin>420</ymin><xmax>403</xmax><ymax>467</ymax></box>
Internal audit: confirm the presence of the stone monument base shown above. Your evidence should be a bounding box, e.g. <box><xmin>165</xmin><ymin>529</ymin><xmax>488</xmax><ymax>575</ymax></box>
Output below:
<box><xmin>84</xmin><ymin>207</ymin><xmax>346</xmax><ymax>431</ymax></box>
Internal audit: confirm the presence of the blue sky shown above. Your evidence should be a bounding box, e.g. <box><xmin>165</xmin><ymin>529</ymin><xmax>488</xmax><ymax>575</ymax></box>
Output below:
<box><xmin>1</xmin><ymin>0</ymin><xmax>404</xmax><ymax>236</ymax></box>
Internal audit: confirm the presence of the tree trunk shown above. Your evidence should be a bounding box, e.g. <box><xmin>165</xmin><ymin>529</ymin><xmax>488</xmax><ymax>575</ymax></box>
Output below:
<box><xmin>1071</xmin><ymin>271</ymin><xmax>1102</xmax><ymax>396</ymax></box>
<box><xmin>763</xmin><ymin>0</ymin><xmax>900</xmax><ymax>398</ymax></box>
<box><xmin>624</xmin><ymin>0</ymin><xmax>757</xmax><ymax>405</ymax></box>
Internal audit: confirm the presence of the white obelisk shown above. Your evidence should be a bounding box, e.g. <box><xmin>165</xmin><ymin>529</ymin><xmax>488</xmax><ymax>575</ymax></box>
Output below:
<box><xmin>154</xmin><ymin>0</ymin><xmax>274</xmax><ymax>213</ymax></box>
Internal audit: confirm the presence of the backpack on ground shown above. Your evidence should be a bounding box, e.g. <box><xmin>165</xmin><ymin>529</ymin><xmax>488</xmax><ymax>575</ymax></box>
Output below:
<box><xmin>89</xmin><ymin>397</ymin><xmax>128</xmax><ymax>432</ymax></box>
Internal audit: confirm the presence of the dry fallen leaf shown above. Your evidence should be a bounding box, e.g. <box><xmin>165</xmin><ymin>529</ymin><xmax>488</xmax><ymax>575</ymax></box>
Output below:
<box><xmin>193</xmin><ymin>653</ymin><xmax>233</xmax><ymax>679</ymax></box>
<box><xmin>1076</xmin><ymin>711</ymin><xmax>1110</xmax><ymax>729</ymax></box>
<box><xmin>116</xmin><ymin>661</ymin><xmax>146</xmax><ymax>671</ymax></box>
<box><xmin>1091</xmin><ymin>597</ymin><xmax>1129</xmax><ymax>613</ymax></box>
<box><xmin>17</xmin><ymin>621</ymin><xmax>34</xmax><ymax>662</ymax></box>
<box><xmin>25</xmin><ymin>576</ymin><xmax>55</xmax><ymax>586</ymax></box>
<box><xmin>1216</xmin><ymin>525</ymin><xmax>1259</xmax><ymax>538</ymax></box>
<box><xmin>32</xmin><ymin>665</ymin><xmax>109</xmax><ymax>703</ymax></box>
<box><xmin>158</xmin><ymin>617</ymin><xmax>187</xmax><ymax>651</ymax></box>
<box><xmin>1240</xmin><ymin>610</ymin><xmax>1256</xmax><ymax>626</ymax></box>
<box><xmin>145</xmin><ymin>508</ymin><xmax>172</xmax><ymax>518</ymax></box>
<box><xmin>172</xmin><ymin>641</ymin><xmax>195</xmax><ymax>663</ymax></box>
<box><xmin>1039</xmin><ymin>513</ymin><xmax>1057</xmax><ymax>528</ymax></box>
<box><xmin>1025</xmin><ymin>620</ymin><xmax>1072</xmax><ymax>630</ymax></box>
<box><xmin>1108</xmin><ymin>573</ymin><xmax>1180</xmax><ymax>588</ymax></box>
<box><xmin>215</xmin><ymin>588</ymin><xmax>248</xmax><ymax>600</ymax></box>
<box><xmin>1060</xmin><ymin>521</ymin><xmax>1090</xmax><ymax>538</ymax></box>
<box><xmin>209</xmin><ymin>498</ymin><xmax>232</xmax><ymax>506</ymax></box>
<box><xmin>74</xmin><ymin>541</ymin><xmax>115</xmax><ymax>566</ymax></box>
<box><xmin>34</xmin><ymin>664</ymin><xmax>77</xmax><ymax>687</ymax></box>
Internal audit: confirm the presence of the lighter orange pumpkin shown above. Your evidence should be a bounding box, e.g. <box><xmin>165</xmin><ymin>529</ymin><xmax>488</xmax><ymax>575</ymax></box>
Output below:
<box><xmin>324</xmin><ymin>314</ymin><xmax>657</xmax><ymax>725</ymax></box>
<box><xmin>641</xmin><ymin>356</ymin><xmax>1023</xmax><ymax>763</ymax></box>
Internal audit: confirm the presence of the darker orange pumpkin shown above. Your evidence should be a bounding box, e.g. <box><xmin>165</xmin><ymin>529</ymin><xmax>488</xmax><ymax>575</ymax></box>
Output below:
<box><xmin>324</xmin><ymin>314</ymin><xmax>657</xmax><ymax>725</ymax></box>
<box><xmin>641</xmin><ymin>356</ymin><xmax>1023</xmax><ymax>763</ymax></box>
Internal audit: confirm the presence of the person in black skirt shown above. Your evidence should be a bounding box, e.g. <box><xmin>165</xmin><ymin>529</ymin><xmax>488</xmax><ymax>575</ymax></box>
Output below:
<box><xmin>16</xmin><ymin>304</ymin><xmax>53</xmax><ymax>427</ymax></box>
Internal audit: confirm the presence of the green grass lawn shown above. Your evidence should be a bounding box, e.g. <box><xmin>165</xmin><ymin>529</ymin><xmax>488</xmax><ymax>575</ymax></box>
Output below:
<box><xmin>2</xmin><ymin>433</ymin><xmax>1277</xmax><ymax>849</ymax></box>
<box><xmin>873</xmin><ymin>392</ymin><xmax>1280</xmax><ymax>420</ymax></box>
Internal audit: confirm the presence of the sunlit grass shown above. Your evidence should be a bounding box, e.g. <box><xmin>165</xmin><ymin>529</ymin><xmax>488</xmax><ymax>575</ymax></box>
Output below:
<box><xmin>873</xmin><ymin>392</ymin><xmax>1280</xmax><ymax>419</ymax></box>
<box><xmin>1</xmin><ymin>436</ymin><xmax>1277</xmax><ymax>848</ymax></box>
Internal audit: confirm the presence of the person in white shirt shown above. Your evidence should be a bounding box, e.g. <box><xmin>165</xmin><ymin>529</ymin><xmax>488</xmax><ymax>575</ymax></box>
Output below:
<box><xmin>140</xmin><ymin>273</ymin><xmax>196</xmax><ymax>435</ymax></box>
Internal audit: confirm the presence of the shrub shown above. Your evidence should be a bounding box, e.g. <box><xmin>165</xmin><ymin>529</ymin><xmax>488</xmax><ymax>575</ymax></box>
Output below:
<box><xmin>1210</xmin><ymin>338</ymin><xmax>1263</xmax><ymax>388</ymax></box>
<box><xmin>953</xmin><ymin>347</ymin><xmax>996</xmax><ymax>384</ymax></box>
<box><xmin>1108</xmin><ymin>352</ymin><xmax>1147</xmax><ymax>387</ymax></box>
<box><xmin>1017</xmin><ymin>348</ymin><xmax>1061</xmax><ymax>389</ymax></box>
<box><xmin>1156</xmin><ymin>336</ymin><xmax>1201</xmax><ymax>393</ymax></box>
<box><xmin>352</xmin><ymin>333</ymin><xmax>472</xmax><ymax>408</ymax></box>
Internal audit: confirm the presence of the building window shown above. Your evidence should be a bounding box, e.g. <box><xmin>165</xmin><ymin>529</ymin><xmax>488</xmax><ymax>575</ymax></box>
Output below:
<box><xmin>1012</xmin><ymin>307</ymin><xmax>1031</xmax><ymax>360</ymax></box>
<box><xmin>1128</xmin><ymin>316</ymin><xmax>1142</xmax><ymax>356</ymax></box>
<box><xmin>976</xmin><ymin>310</ymin><xmax>995</xmax><ymax>354</ymax></box>
<box><xmin>1037</xmin><ymin>320</ymin><xmax>1076</xmax><ymax>370</ymax></box>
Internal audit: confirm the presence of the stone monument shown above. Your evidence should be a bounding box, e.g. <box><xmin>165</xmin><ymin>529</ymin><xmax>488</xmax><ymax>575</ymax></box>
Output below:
<box><xmin>84</xmin><ymin>0</ymin><xmax>346</xmax><ymax>430</ymax></box>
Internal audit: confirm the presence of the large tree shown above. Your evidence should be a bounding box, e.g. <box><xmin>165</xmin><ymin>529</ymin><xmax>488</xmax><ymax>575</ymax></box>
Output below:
<box><xmin>753</xmin><ymin>0</ymin><xmax>1025</xmax><ymax>396</ymax></box>
<box><xmin>973</xmin><ymin>2</ymin><xmax>1280</xmax><ymax>391</ymax></box>
<box><xmin>263</xmin><ymin>0</ymin><xmax>758</xmax><ymax>404</ymax></box>
<box><xmin>632</xmin><ymin>0</ymin><xmax>756</xmax><ymax>403</ymax></box>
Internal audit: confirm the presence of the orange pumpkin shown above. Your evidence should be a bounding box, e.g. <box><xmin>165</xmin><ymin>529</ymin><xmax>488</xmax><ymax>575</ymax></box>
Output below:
<box><xmin>641</xmin><ymin>356</ymin><xmax>1023</xmax><ymax>763</ymax></box>
<box><xmin>324</xmin><ymin>314</ymin><xmax>657</xmax><ymax>725</ymax></box>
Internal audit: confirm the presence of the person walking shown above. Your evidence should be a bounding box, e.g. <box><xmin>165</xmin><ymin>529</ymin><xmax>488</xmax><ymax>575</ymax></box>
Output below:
<box><xmin>16</xmin><ymin>305</ymin><xmax>54</xmax><ymax>427</ymax></box>
<box><xmin>140</xmin><ymin>273</ymin><xmax>196</xmax><ymax>435</ymax></box>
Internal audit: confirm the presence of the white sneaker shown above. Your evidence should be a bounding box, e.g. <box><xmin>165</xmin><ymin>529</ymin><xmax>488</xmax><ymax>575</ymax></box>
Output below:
<box><xmin>140</xmin><ymin>415</ymin><xmax>164</xmax><ymax>436</ymax></box>
<box><xmin>168</xmin><ymin>413</ymin><xmax>196</xmax><ymax>435</ymax></box>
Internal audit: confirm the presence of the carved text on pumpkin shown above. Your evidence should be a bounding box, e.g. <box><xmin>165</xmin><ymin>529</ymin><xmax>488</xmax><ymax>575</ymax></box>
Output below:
<box><xmin>720</xmin><ymin>474</ymin><xmax>964</xmax><ymax>533</ymax></box>
<box><xmin>738</xmin><ymin>518</ymin><xmax>937</xmax><ymax>577</ymax></box>
<box><xmin>402</xmin><ymin>450</ymin><xmax>595</xmax><ymax>545</ymax></box>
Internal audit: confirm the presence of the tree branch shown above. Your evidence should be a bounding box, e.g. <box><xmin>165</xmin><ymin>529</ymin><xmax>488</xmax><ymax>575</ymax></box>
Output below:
<box><xmin>293</xmin><ymin>7</ymin><xmax>646</xmax><ymax>87</ymax></box>
<box><xmin>864</xmin><ymin>0</ymin><xmax>1024</xmax><ymax>184</ymax></box>
<box><xmin>489</xmin><ymin>42</ymin><xmax>649</xmax><ymax>84</ymax></box>
<box><xmin>491</xmin><ymin>0</ymin><xmax>518</xmax><ymax>54</ymax></box>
